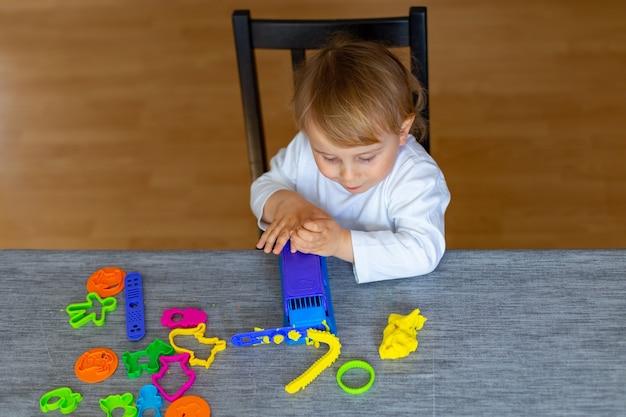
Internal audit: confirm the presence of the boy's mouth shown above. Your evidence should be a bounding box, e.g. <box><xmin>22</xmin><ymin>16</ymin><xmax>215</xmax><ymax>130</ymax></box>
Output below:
<box><xmin>344</xmin><ymin>184</ymin><xmax>363</xmax><ymax>193</ymax></box>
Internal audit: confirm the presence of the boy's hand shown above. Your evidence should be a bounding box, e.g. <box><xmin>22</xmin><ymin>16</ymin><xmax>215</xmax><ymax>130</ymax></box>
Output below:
<box><xmin>256</xmin><ymin>190</ymin><xmax>328</xmax><ymax>255</ymax></box>
<box><xmin>290</xmin><ymin>216</ymin><xmax>354</xmax><ymax>263</ymax></box>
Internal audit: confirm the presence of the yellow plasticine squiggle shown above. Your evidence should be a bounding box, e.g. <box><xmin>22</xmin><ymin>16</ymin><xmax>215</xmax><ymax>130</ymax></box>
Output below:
<box><xmin>379</xmin><ymin>308</ymin><xmax>427</xmax><ymax>360</ymax></box>
<box><xmin>169</xmin><ymin>323</ymin><xmax>227</xmax><ymax>369</ymax></box>
<box><xmin>285</xmin><ymin>329</ymin><xmax>341</xmax><ymax>394</ymax></box>
<box><xmin>321</xmin><ymin>320</ymin><xmax>330</xmax><ymax>332</ymax></box>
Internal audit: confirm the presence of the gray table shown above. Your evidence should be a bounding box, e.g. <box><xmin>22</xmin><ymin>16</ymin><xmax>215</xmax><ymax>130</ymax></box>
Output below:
<box><xmin>1</xmin><ymin>249</ymin><xmax>625</xmax><ymax>416</ymax></box>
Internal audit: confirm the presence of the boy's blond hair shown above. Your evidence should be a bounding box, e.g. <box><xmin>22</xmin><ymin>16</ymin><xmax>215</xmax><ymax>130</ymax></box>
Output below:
<box><xmin>293</xmin><ymin>35</ymin><xmax>427</xmax><ymax>147</ymax></box>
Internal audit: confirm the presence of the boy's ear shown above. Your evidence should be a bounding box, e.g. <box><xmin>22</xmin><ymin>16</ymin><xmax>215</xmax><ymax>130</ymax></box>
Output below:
<box><xmin>399</xmin><ymin>115</ymin><xmax>415</xmax><ymax>145</ymax></box>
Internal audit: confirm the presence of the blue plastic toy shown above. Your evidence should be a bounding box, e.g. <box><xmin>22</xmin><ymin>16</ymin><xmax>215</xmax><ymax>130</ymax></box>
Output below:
<box><xmin>280</xmin><ymin>241</ymin><xmax>336</xmax><ymax>334</ymax></box>
<box><xmin>231</xmin><ymin>240</ymin><xmax>336</xmax><ymax>346</ymax></box>
<box><xmin>124</xmin><ymin>272</ymin><xmax>146</xmax><ymax>341</ymax></box>
<box><xmin>136</xmin><ymin>384</ymin><xmax>163</xmax><ymax>417</ymax></box>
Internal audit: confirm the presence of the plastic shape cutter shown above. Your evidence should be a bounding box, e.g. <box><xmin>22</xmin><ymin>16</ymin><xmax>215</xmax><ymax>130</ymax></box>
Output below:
<box><xmin>122</xmin><ymin>338</ymin><xmax>174</xmax><ymax>379</ymax></box>
<box><xmin>74</xmin><ymin>347</ymin><xmax>118</xmax><ymax>383</ymax></box>
<box><xmin>152</xmin><ymin>352</ymin><xmax>196</xmax><ymax>402</ymax></box>
<box><xmin>66</xmin><ymin>292</ymin><xmax>117</xmax><ymax>329</ymax></box>
<box><xmin>124</xmin><ymin>272</ymin><xmax>146</xmax><ymax>341</ymax></box>
<box><xmin>40</xmin><ymin>387</ymin><xmax>83</xmax><ymax>414</ymax></box>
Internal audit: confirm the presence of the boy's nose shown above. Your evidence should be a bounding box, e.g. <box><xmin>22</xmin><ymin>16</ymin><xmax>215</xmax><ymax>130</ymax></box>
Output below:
<box><xmin>340</xmin><ymin>165</ymin><xmax>356</xmax><ymax>181</ymax></box>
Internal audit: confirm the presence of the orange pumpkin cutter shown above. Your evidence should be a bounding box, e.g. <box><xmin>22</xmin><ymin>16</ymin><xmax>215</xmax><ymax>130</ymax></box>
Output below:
<box><xmin>86</xmin><ymin>267</ymin><xmax>126</xmax><ymax>297</ymax></box>
<box><xmin>165</xmin><ymin>395</ymin><xmax>211</xmax><ymax>417</ymax></box>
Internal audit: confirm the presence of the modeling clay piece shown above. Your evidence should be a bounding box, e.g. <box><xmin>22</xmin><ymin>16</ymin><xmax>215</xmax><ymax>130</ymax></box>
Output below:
<box><xmin>152</xmin><ymin>353</ymin><xmax>196</xmax><ymax>402</ymax></box>
<box><xmin>40</xmin><ymin>387</ymin><xmax>83</xmax><ymax>414</ymax></box>
<box><xmin>136</xmin><ymin>384</ymin><xmax>163</xmax><ymax>417</ymax></box>
<box><xmin>122</xmin><ymin>338</ymin><xmax>175</xmax><ymax>378</ymax></box>
<box><xmin>124</xmin><ymin>272</ymin><xmax>146</xmax><ymax>341</ymax></box>
<box><xmin>99</xmin><ymin>393</ymin><xmax>138</xmax><ymax>417</ymax></box>
<box><xmin>165</xmin><ymin>395</ymin><xmax>211</xmax><ymax>417</ymax></box>
<box><xmin>66</xmin><ymin>292</ymin><xmax>117</xmax><ymax>329</ymax></box>
<box><xmin>336</xmin><ymin>360</ymin><xmax>375</xmax><ymax>394</ymax></box>
<box><xmin>379</xmin><ymin>308</ymin><xmax>428</xmax><ymax>360</ymax></box>
<box><xmin>74</xmin><ymin>347</ymin><xmax>118</xmax><ymax>383</ymax></box>
<box><xmin>168</xmin><ymin>323</ymin><xmax>226</xmax><ymax>369</ymax></box>
<box><xmin>86</xmin><ymin>266</ymin><xmax>126</xmax><ymax>297</ymax></box>
<box><xmin>285</xmin><ymin>329</ymin><xmax>342</xmax><ymax>394</ymax></box>
<box><xmin>161</xmin><ymin>307</ymin><xmax>207</xmax><ymax>329</ymax></box>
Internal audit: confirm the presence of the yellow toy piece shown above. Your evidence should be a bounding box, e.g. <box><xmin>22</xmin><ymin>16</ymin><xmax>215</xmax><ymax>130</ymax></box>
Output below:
<box><xmin>285</xmin><ymin>329</ymin><xmax>342</xmax><ymax>394</ymax></box>
<box><xmin>169</xmin><ymin>323</ymin><xmax>226</xmax><ymax>369</ymax></box>
<box><xmin>252</xmin><ymin>327</ymin><xmax>270</xmax><ymax>344</ymax></box>
<box><xmin>287</xmin><ymin>330</ymin><xmax>303</xmax><ymax>342</ymax></box>
<box><xmin>379</xmin><ymin>308</ymin><xmax>428</xmax><ymax>360</ymax></box>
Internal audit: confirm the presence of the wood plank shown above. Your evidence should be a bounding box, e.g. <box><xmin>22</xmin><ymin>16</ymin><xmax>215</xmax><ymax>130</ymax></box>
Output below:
<box><xmin>0</xmin><ymin>0</ymin><xmax>624</xmax><ymax>250</ymax></box>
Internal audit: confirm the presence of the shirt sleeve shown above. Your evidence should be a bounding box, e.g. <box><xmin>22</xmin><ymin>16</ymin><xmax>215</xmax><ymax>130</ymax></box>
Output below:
<box><xmin>250</xmin><ymin>134</ymin><xmax>303</xmax><ymax>230</ymax></box>
<box><xmin>350</xmin><ymin>157</ymin><xmax>450</xmax><ymax>284</ymax></box>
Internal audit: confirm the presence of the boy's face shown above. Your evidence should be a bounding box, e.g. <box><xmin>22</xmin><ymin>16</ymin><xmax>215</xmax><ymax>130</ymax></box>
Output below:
<box><xmin>307</xmin><ymin>118</ymin><xmax>412</xmax><ymax>194</ymax></box>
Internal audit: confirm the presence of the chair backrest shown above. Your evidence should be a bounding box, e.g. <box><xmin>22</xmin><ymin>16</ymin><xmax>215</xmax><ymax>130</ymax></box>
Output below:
<box><xmin>232</xmin><ymin>7</ymin><xmax>429</xmax><ymax>182</ymax></box>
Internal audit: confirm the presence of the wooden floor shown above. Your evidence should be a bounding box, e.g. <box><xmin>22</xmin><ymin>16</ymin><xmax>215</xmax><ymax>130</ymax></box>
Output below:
<box><xmin>0</xmin><ymin>0</ymin><xmax>624</xmax><ymax>250</ymax></box>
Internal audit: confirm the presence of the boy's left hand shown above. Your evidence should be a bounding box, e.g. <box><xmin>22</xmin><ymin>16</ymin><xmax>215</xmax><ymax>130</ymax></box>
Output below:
<box><xmin>290</xmin><ymin>216</ymin><xmax>354</xmax><ymax>263</ymax></box>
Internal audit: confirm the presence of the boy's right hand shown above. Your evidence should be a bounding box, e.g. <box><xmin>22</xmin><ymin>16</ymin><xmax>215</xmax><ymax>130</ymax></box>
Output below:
<box><xmin>256</xmin><ymin>190</ymin><xmax>328</xmax><ymax>255</ymax></box>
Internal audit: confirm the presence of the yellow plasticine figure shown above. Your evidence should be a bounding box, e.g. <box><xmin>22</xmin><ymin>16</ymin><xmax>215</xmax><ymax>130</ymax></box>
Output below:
<box><xmin>285</xmin><ymin>329</ymin><xmax>342</xmax><ymax>394</ymax></box>
<box><xmin>168</xmin><ymin>323</ymin><xmax>226</xmax><ymax>369</ymax></box>
<box><xmin>379</xmin><ymin>308</ymin><xmax>427</xmax><ymax>360</ymax></box>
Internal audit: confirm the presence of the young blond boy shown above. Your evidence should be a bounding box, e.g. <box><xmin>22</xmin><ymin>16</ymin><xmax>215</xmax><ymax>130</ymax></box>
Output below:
<box><xmin>251</xmin><ymin>37</ymin><xmax>450</xmax><ymax>283</ymax></box>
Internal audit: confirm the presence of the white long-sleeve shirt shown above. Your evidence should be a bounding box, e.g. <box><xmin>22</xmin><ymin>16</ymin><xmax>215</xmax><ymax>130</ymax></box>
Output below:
<box><xmin>251</xmin><ymin>132</ymin><xmax>450</xmax><ymax>283</ymax></box>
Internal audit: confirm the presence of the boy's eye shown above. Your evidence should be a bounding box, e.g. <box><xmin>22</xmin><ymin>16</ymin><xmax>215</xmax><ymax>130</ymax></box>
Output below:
<box><xmin>358</xmin><ymin>155</ymin><xmax>375</xmax><ymax>163</ymax></box>
<box><xmin>323</xmin><ymin>156</ymin><xmax>338</xmax><ymax>163</ymax></box>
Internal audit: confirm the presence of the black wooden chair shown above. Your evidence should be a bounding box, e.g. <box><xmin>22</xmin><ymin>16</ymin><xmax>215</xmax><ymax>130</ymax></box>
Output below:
<box><xmin>232</xmin><ymin>7</ymin><xmax>429</xmax><ymax>182</ymax></box>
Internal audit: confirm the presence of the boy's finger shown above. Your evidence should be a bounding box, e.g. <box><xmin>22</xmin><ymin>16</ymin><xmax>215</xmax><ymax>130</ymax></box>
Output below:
<box><xmin>272</xmin><ymin>235</ymin><xmax>289</xmax><ymax>254</ymax></box>
<box><xmin>302</xmin><ymin>220</ymin><xmax>321</xmax><ymax>231</ymax></box>
<box><xmin>256</xmin><ymin>233</ymin><xmax>267</xmax><ymax>249</ymax></box>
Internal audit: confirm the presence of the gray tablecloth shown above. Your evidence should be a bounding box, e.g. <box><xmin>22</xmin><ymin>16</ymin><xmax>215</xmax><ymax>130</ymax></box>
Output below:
<box><xmin>1</xmin><ymin>249</ymin><xmax>624</xmax><ymax>416</ymax></box>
